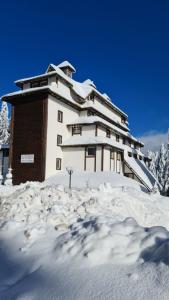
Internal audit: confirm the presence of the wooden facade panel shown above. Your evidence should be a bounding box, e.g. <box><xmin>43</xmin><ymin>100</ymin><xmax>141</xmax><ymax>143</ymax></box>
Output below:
<box><xmin>11</xmin><ymin>93</ymin><xmax>48</xmax><ymax>185</ymax></box>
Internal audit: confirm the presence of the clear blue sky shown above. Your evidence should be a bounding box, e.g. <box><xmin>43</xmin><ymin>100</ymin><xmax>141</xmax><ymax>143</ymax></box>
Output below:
<box><xmin>0</xmin><ymin>0</ymin><xmax>169</xmax><ymax>136</ymax></box>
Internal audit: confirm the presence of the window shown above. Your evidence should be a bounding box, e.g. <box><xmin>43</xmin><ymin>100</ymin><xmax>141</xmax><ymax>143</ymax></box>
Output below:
<box><xmin>116</xmin><ymin>134</ymin><xmax>120</xmax><ymax>142</ymax></box>
<box><xmin>31</xmin><ymin>81</ymin><xmax>40</xmax><ymax>88</ymax></box>
<box><xmin>30</xmin><ymin>79</ymin><xmax>48</xmax><ymax>88</ymax></box>
<box><xmin>57</xmin><ymin>135</ymin><xmax>62</xmax><ymax>145</ymax></box>
<box><xmin>87</xmin><ymin>147</ymin><xmax>96</xmax><ymax>156</ymax></box>
<box><xmin>58</xmin><ymin>110</ymin><xmax>63</xmax><ymax>123</ymax></box>
<box><xmin>128</xmin><ymin>152</ymin><xmax>132</xmax><ymax>157</ymax></box>
<box><xmin>56</xmin><ymin>158</ymin><xmax>61</xmax><ymax>170</ymax></box>
<box><xmin>133</xmin><ymin>154</ymin><xmax>137</xmax><ymax>159</ymax></box>
<box><xmin>128</xmin><ymin>139</ymin><xmax>131</xmax><ymax>147</ymax></box>
<box><xmin>39</xmin><ymin>80</ymin><xmax>48</xmax><ymax>87</ymax></box>
<box><xmin>72</xmin><ymin>125</ymin><xmax>82</xmax><ymax>135</ymax></box>
<box><xmin>87</xmin><ymin>110</ymin><xmax>95</xmax><ymax>116</ymax></box>
<box><xmin>139</xmin><ymin>155</ymin><xmax>143</xmax><ymax>160</ymax></box>
<box><xmin>121</xmin><ymin>117</ymin><xmax>125</xmax><ymax>124</ymax></box>
<box><xmin>117</xmin><ymin>152</ymin><xmax>121</xmax><ymax>160</ymax></box>
<box><xmin>88</xmin><ymin>93</ymin><xmax>95</xmax><ymax>102</ymax></box>
<box><xmin>122</xmin><ymin>137</ymin><xmax>126</xmax><ymax>145</ymax></box>
<box><xmin>111</xmin><ymin>150</ymin><xmax>115</xmax><ymax>159</ymax></box>
<box><xmin>106</xmin><ymin>129</ymin><xmax>111</xmax><ymax>138</ymax></box>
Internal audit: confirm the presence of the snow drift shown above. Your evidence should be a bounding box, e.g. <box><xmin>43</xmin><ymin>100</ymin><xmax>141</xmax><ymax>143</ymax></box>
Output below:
<box><xmin>1</xmin><ymin>172</ymin><xmax>169</xmax><ymax>299</ymax></box>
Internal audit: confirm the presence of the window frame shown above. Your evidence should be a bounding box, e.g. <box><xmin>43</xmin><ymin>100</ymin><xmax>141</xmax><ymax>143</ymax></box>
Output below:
<box><xmin>56</xmin><ymin>158</ymin><xmax>62</xmax><ymax>170</ymax></box>
<box><xmin>58</xmin><ymin>110</ymin><xmax>63</xmax><ymax>123</ymax></box>
<box><xmin>121</xmin><ymin>116</ymin><xmax>125</xmax><ymax>124</ymax></box>
<box><xmin>106</xmin><ymin>129</ymin><xmax>111</xmax><ymax>138</ymax></box>
<box><xmin>116</xmin><ymin>134</ymin><xmax>120</xmax><ymax>142</ymax></box>
<box><xmin>72</xmin><ymin>125</ymin><xmax>82</xmax><ymax>135</ymax></box>
<box><xmin>86</xmin><ymin>147</ymin><xmax>96</xmax><ymax>157</ymax></box>
<box><xmin>128</xmin><ymin>152</ymin><xmax>132</xmax><ymax>157</ymax></box>
<box><xmin>57</xmin><ymin>135</ymin><xmax>62</xmax><ymax>146</ymax></box>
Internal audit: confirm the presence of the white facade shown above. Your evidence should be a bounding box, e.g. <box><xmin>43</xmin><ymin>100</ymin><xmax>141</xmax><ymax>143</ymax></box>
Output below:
<box><xmin>2</xmin><ymin>60</ymin><xmax>157</xmax><ymax>191</ymax></box>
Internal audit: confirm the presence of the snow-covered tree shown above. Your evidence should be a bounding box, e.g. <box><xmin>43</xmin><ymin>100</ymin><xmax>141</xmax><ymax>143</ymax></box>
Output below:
<box><xmin>0</xmin><ymin>101</ymin><xmax>10</xmax><ymax>145</ymax></box>
<box><xmin>147</xmin><ymin>142</ymin><xmax>169</xmax><ymax>196</ymax></box>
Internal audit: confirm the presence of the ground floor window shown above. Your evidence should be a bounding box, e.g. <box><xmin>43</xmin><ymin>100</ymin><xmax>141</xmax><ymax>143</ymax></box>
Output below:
<box><xmin>56</xmin><ymin>158</ymin><xmax>62</xmax><ymax>170</ymax></box>
<box><xmin>87</xmin><ymin>147</ymin><xmax>96</xmax><ymax>156</ymax></box>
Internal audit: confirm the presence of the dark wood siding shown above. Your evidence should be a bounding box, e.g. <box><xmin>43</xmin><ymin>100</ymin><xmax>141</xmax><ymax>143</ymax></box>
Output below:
<box><xmin>10</xmin><ymin>93</ymin><xmax>48</xmax><ymax>185</ymax></box>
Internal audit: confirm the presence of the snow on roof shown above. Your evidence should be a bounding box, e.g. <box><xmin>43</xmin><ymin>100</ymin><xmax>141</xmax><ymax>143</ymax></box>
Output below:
<box><xmin>1</xmin><ymin>85</ymin><xmax>82</xmax><ymax>108</ymax></box>
<box><xmin>67</xmin><ymin>116</ymin><xmax>143</xmax><ymax>144</ymax></box>
<box><xmin>124</xmin><ymin>154</ymin><xmax>156</xmax><ymax>190</ymax></box>
<box><xmin>57</xmin><ymin>61</ymin><xmax>76</xmax><ymax>72</ymax></box>
<box><xmin>61</xmin><ymin>135</ymin><xmax>144</xmax><ymax>154</ymax></box>
<box><xmin>46</xmin><ymin>64</ymin><xmax>58</xmax><ymax>73</ymax></box>
<box><xmin>83</xmin><ymin>79</ymin><xmax>96</xmax><ymax>88</ymax></box>
<box><xmin>102</xmin><ymin>93</ymin><xmax>111</xmax><ymax>102</ymax></box>
<box><xmin>12</xmin><ymin>62</ymin><xmax>128</xmax><ymax>117</ymax></box>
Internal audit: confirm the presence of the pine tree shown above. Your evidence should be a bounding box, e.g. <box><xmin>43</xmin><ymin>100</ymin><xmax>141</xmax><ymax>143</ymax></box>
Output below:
<box><xmin>0</xmin><ymin>101</ymin><xmax>10</xmax><ymax>145</ymax></box>
<box><xmin>147</xmin><ymin>140</ymin><xmax>169</xmax><ymax>196</ymax></box>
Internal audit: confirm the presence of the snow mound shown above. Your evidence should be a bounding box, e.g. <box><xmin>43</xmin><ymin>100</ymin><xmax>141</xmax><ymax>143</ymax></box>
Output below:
<box><xmin>54</xmin><ymin>216</ymin><xmax>169</xmax><ymax>266</ymax></box>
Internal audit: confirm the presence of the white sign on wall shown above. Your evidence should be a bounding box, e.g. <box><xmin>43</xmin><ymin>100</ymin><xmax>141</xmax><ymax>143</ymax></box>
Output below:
<box><xmin>21</xmin><ymin>154</ymin><xmax>34</xmax><ymax>164</ymax></box>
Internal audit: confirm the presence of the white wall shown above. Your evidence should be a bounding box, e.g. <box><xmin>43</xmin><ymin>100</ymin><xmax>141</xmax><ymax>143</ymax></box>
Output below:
<box><xmin>82</xmin><ymin>125</ymin><xmax>96</xmax><ymax>137</ymax></box>
<box><xmin>96</xmin><ymin>146</ymin><xmax>102</xmax><ymax>171</ymax></box>
<box><xmin>103</xmin><ymin>147</ymin><xmax>110</xmax><ymax>171</ymax></box>
<box><xmin>62</xmin><ymin>147</ymin><xmax>84</xmax><ymax>171</ymax></box>
<box><xmin>45</xmin><ymin>95</ymin><xmax>79</xmax><ymax>178</ymax></box>
<box><xmin>82</xmin><ymin>98</ymin><xmax>126</xmax><ymax>128</ymax></box>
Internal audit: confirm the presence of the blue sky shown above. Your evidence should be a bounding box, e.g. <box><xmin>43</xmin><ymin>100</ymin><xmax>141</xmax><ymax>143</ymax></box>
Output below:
<box><xmin>0</xmin><ymin>0</ymin><xmax>169</xmax><ymax>142</ymax></box>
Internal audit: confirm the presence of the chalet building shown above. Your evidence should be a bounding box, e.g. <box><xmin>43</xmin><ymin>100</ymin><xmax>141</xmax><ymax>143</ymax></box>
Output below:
<box><xmin>2</xmin><ymin>61</ymin><xmax>156</xmax><ymax>190</ymax></box>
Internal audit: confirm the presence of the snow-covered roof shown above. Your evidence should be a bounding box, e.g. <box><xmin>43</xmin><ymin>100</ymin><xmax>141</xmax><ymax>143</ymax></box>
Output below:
<box><xmin>57</xmin><ymin>61</ymin><xmax>76</xmax><ymax>72</ymax></box>
<box><xmin>61</xmin><ymin>135</ymin><xmax>144</xmax><ymax>154</ymax></box>
<box><xmin>83</xmin><ymin>79</ymin><xmax>96</xmax><ymax>88</ymax></box>
<box><xmin>1</xmin><ymin>85</ymin><xmax>83</xmax><ymax>107</ymax></box>
<box><xmin>10</xmin><ymin>61</ymin><xmax>128</xmax><ymax>118</ymax></box>
<box><xmin>67</xmin><ymin>116</ymin><xmax>143</xmax><ymax>146</ymax></box>
<box><xmin>124</xmin><ymin>154</ymin><xmax>156</xmax><ymax>190</ymax></box>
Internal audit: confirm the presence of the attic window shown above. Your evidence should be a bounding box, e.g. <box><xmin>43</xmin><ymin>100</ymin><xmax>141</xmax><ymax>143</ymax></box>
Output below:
<box><xmin>30</xmin><ymin>79</ymin><xmax>48</xmax><ymax>88</ymax></box>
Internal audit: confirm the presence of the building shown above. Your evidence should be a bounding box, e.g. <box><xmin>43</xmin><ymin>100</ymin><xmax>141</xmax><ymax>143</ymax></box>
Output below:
<box><xmin>0</xmin><ymin>144</ymin><xmax>9</xmax><ymax>179</ymax></box>
<box><xmin>2</xmin><ymin>61</ymin><xmax>156</xmax><ymax>190</ymax></box>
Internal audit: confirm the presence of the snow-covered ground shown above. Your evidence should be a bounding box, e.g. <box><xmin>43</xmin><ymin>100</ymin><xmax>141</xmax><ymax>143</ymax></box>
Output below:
<box><xmin>1</xmin><ymin>171</ymin><xmax>169</xmax><ymax>299</ymax></box>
